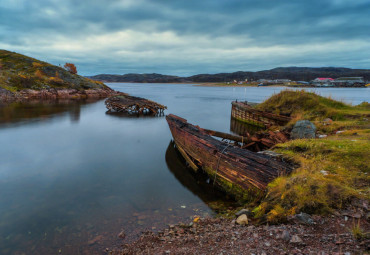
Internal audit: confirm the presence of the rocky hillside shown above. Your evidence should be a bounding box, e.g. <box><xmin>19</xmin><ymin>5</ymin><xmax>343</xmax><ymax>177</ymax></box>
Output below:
<box><xmin>90</xmin><ymin>67</ymin><xmax>370</xmax><ymax>83</ymax></box>
<box><xmin>0</xmin><ymin>50</ymin><xmax>118</xmax><ymax>100</ymax></box>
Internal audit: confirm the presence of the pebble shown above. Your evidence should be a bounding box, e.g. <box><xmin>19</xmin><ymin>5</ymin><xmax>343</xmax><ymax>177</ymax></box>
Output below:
<box><xmin>281</xmin><ymin>230</ymin><xmax>291</xmax><ymax>242</ymax></box>
<box><xmin>290</xmin><ymin>234</ymin><xmax>303</xmax><ymax>244</ymax></box>
<box><xmin>236</xmin><ymin>214</ymin><xmax>248</xmax><ymax>225</ymax></box>
<box><xmin>118</xmin><ymin>230</ymin><xmax>126</xmax><ymax>239</ymax></box>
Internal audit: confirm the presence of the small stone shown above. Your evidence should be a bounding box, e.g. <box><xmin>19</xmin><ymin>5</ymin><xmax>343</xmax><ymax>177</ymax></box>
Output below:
<box><xmin>236</xmin><ymin>214</ymin><xmax>248</xmax><ymax>225</ymax></box>
<box><xmin>264</xmin><ymin>241</ymin><xmax>271</xmax><ymax>247</ymax></box>
<box><xmin>118</xmin><ymin>230</ymin><xmax>125</xmax><ymax>239</ymax></box>
<box><xmin>318</xmin><ymin>134</ymin><xmax>327</xmax><ymax>138</ymax></box>
<box><xmin>320</xmin><ymin>170</ymin><xmax>329</xmax><ymax>176</ymax></box>
<box><xmin>293</xmin><ymin>212</ymin><xmax>315</xmax><ymax>225</ymax></box>
<box><xmin>290</xmin><ymin>234</ymin><xmax>303</xmax><ymax>244</ymax></box>
<box><xmin>281</xmin><ymin>230</ymin><xmax>290</xmax><ymax>241</ymax></box>
<box><xmin>344</xmin><ymin>216</ymin><xmax>348</xmax><ymax>221</ymax></box>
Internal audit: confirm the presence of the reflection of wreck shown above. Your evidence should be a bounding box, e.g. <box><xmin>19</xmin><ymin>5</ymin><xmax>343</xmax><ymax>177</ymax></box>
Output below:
<box><xmin>231</xmin><ymin>101</ymin><xmax>291</xmax><ymax>128</ymax></box>
<box><xmin>165</xmin><ymin>141</ymin><xmax>236</xmax><ymax>211</ymax></box>
<box><xmin>105</xmin><ymin>95</ymin><xmax>166</xmax><ymax>116</ymax></box>
<box><xmin>166</xmin><ymin>114</ymin><xmax>293</xmax><ymax>201</ymax></box>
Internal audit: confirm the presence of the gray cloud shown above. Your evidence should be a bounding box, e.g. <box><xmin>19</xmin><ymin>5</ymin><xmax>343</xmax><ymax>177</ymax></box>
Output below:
<box><xmin>0</xmin><ymin>0</ymin><xmax>369</xmax><ymax>75</ymax></box>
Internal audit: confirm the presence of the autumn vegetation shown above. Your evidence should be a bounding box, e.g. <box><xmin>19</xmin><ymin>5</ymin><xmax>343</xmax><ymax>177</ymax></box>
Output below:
<box><xmin>247</xmin><ymin>90</ymin><xmax>370</xmax><ymax>222</ymax></box>
<box><xmin>0</xmin><ymin>50</ymin><xmax>107</xmax><ymax>92</ymax></box>
<box><xmin>64</xmin><ymin>62</ymin><xmax>77</xmax><ymax>74</ymax></box>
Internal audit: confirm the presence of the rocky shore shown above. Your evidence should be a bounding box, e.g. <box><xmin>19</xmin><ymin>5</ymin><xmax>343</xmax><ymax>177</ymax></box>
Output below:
<box><xmin>0</xmin><ymin>87</ymin><xmax>124</xmax><ymax>102</ymax></box>
<box><xmin>110</xmin><ymin>208</ymin><xmax>369</xmax><ymax>254</ymax></box>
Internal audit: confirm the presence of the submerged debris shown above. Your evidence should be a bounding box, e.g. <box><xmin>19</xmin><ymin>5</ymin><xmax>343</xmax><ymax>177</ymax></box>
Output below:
<box><xmin>105</xmin><ymin>95</ymin><xmax>167</xmax><ymax>116</ymax></box>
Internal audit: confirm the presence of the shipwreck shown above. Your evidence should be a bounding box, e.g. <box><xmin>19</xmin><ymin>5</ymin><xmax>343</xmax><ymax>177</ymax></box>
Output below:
<box><xmin>231</xmin><ymin>101</ymin><xmax>291</xmax><ymax>128</ymax></box>
<box><xmin>166</xmin><ymin>114</ymin><xmax>293</xmax><ymax>201</ymax></box>
<box><xmin>105</xmin><ymin>95</ymin><xmax>167</xmax><ymax>116</ymax></box>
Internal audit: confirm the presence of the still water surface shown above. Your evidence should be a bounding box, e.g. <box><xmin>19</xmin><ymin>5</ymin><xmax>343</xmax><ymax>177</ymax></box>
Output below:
<box><xmin>0</xmin><ymin>84</ymin><xmax>368</xmax><ymax>254</ymax></box>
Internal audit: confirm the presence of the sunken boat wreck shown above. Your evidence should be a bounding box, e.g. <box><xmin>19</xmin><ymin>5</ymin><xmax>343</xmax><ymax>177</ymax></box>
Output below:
<box><xmin>166</xmin><ymin>114</ymin><xmax>293</xmax><ymax>201</ymax></box>
<box><xmin>105</xmin><ymin>95</ymin><xmax>167</xmax><ymax>116</ymax></box>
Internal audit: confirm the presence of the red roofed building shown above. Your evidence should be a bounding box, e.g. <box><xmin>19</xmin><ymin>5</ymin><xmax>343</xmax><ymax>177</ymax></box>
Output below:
<box><xmin>312</xmin><ymin>77</ymin><xmax>334</xmax><ymax>86</ymax></box>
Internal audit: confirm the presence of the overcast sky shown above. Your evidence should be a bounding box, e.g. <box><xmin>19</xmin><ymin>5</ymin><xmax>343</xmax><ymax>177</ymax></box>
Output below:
<box><xmin>1</xmin><ymin>0</ymin><xmax>369</xmax><ymax>76</ymax></box>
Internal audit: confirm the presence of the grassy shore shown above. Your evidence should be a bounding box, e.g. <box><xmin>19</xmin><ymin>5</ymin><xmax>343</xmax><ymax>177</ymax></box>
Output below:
<box><xmin>249</xmin><ymin>90</ymin><xmax>370</xmax><ymax>222</ymax></box>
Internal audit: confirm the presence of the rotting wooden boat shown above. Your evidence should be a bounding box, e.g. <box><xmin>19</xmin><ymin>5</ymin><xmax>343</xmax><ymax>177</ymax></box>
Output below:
<box><xmin>231</xmin><ymin>101</ymin><xmax>291</xmax><ymax>128</ymax></box>
<box><xmin>166</xmin><ymin>114</ymin><xmax>293</xmax><ymax>201</ymax></box>
<box><xmin>105</xmin><ymin>95</ymin><xmax>167</xmax><ymax>116</ymax></box>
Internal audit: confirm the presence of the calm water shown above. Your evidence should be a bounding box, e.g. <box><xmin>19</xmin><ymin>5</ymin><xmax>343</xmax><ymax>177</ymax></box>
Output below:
<box><xmin>0</xmin><ymin>84</ymin><xmax>369</xmax><ymax>254</ymax></box>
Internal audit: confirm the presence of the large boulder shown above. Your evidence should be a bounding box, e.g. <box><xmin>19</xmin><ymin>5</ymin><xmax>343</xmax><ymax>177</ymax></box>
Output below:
<box><xmin>291</xmin><ymin>120</ymin><xmax>316</xmax><ymax>139</ymax></box>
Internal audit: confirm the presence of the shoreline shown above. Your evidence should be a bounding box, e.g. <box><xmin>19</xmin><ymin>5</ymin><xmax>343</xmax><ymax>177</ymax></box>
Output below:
<box><xmin>110</xmin><ymin>210</ymin><xmax>369</xmax><ymax>254</ymax></box>
<box><xmin>101</xmin><ymin>81</ymin><xmax>369</xmax><ymax>88</ymax></box>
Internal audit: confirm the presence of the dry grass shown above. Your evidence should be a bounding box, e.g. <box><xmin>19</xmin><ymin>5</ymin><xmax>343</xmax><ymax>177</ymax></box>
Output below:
<box><xmin>251</xmin><ymin>91</ymin><xmax>370</xmax><ymax>222</ymax></box>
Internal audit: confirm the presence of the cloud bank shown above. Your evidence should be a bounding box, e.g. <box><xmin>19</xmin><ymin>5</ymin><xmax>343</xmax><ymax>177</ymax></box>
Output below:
<box><xmin>0</xmin><ymin>0</ymin><xmax>369</xmax><ymax>75</ymax></box>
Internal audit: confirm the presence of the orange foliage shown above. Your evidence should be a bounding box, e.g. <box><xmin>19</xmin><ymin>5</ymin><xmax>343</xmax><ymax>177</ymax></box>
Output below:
<box><xmin>34</xmin><ymin>69</ymin><xmax>44</xmax><ymax>79</ymax></box>
<box><xmin>64</xmin><ymin>63</ymin><xmax>77</xmax><ymax>74</ymax></box>
<box><xmin>49</xmin><ymin>76</ymin><xmax>64</xmax><ymax>84</ymax></box>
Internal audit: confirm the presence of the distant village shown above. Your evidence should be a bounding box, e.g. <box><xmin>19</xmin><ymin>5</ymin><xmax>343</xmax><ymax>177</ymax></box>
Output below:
<box><xmin>228</xmin><ymin>77</ymin><xmax>369</xmax><ymax>87</ymax></box>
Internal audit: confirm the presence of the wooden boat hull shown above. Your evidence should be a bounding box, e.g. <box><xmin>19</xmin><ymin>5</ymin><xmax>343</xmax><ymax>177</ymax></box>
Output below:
<box><xmin>166</xmin><ymin>114</ymin><xmax>293</xmax><ymax>201</ymax></box>
<box><xmin>231</xmin><ymin>101</ymin><xmax>291</xmax><ymax>127</ymax></box>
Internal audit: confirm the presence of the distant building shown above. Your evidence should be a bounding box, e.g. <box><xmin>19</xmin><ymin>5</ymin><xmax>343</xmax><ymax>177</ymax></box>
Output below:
<box><xmin>332</xmin><ymin>77</ymin><xmax>365</xmax><ymax>86</ymax></box>
<box><xmin>312</xmin><ymin>77</ymin><xmax>334</xmax><ymax>87</ymax></box>
<box><xmin>297</xmin><ymin>81</ymin><xmax>309</xmax><ymax>85</ymax></box>
<box><xmin>274</xmin><ymin>79</ymin><xmax>291</xmax><ymax>83</ymax></box>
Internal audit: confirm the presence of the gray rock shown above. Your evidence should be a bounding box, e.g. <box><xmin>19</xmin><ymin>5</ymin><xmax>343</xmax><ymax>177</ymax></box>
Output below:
<box><xmin>281</xmin><ymin>230</ymin><xmax>291</xmax><ymax>241</ymax></box>
<box><xmin>291</xmin><ymin>120</ymin><xmax>316</xmax><ymax>139</ymax></box>
<box><xmin>294</xmin><ymin>212</ymin><xmax>315</xmax><ymax>225</ymax></box>
<box><xmin>235</xmin><ymin>209</ymin><xmax>252</xmax><ymax>217</ymax></box>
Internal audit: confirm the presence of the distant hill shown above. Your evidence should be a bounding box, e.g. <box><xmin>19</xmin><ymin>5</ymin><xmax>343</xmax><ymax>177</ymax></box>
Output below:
<box><xmin>0</xmin><ymin>50</ymin><xmax>118</xmax><ymax>101</ymax></box>
<box><xmin>90</xmin><ymin>67</ymin><xmax>370</xmax><ymax>83</ymax></box>
<box><xmin>90</xmin><ymin>73</ymin><xmax>186</xmax><ymax>83</ymax></box>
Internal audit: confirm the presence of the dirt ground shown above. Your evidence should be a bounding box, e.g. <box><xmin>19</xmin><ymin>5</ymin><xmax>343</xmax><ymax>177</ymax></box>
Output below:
<box><xmin>108</xmin><ymin>211</ymin><xmax>369</xmax><ymax>255</ymax></box>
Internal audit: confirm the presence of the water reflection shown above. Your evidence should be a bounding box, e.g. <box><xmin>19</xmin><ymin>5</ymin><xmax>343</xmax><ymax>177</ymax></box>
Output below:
<box><xmin>165</xmin><ymin>141</ymin><xmax>237</xmax><ymax>212</ymax></box>
<box><xmin>230</xmin><ymin>117</ymin><xmax>263</xmax><ymax>136</ymax></box>
<box><xmin>0</xmin><ymin>99</ymin><xmax>100</xmax><ymax>127</ymax></box>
